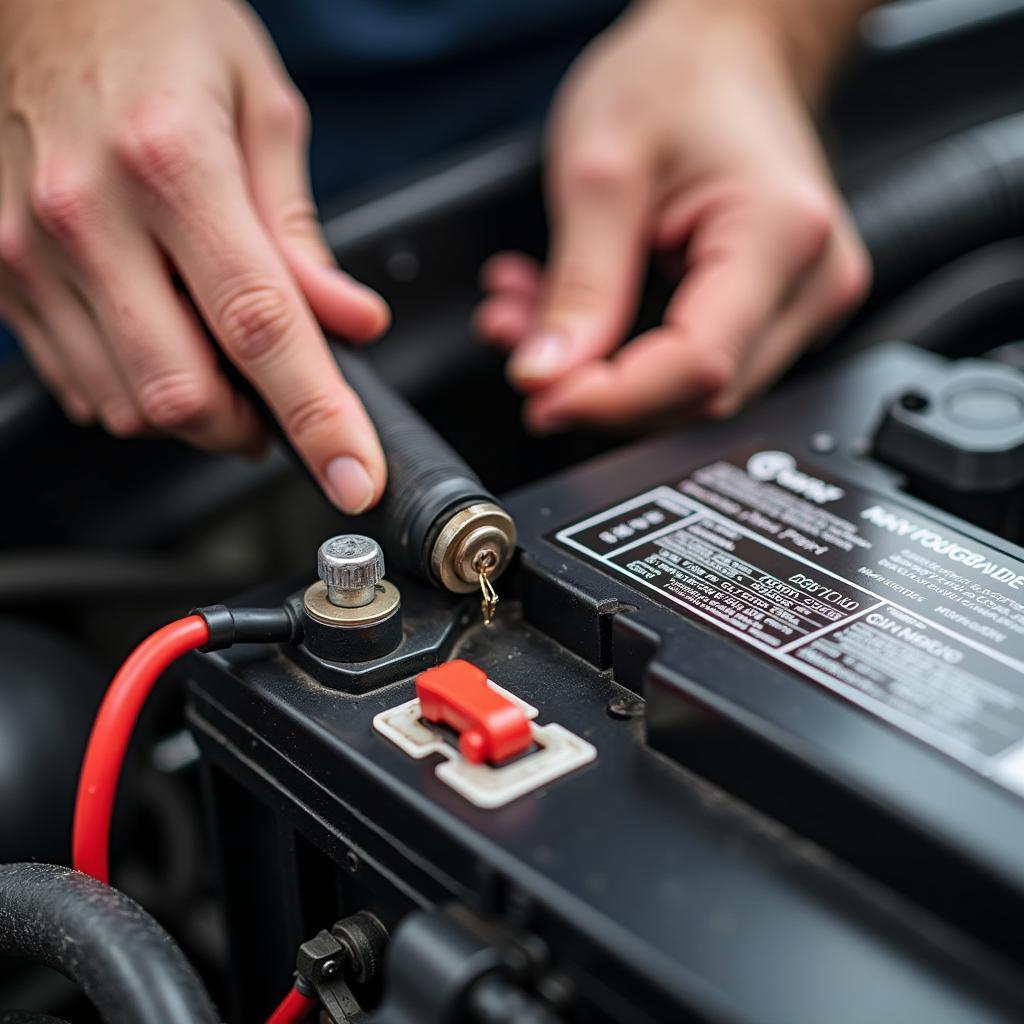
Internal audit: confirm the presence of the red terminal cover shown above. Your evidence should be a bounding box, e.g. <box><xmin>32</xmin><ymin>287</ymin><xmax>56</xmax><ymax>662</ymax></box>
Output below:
<box><xmin>415</xmin><ymin>660</ymin><xmax>533</xmax><ymax>765</ymax></box>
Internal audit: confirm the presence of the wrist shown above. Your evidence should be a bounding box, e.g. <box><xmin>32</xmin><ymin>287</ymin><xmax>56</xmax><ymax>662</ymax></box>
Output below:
<box><xmin>736</xmin><ymin>0</ymin><xmax>881</xmax><ymax>102</ymax></box>
<box><xmin>637</xmin><ymin>0</ymin><xmax>879</xmax><ymax>105</ymax></box>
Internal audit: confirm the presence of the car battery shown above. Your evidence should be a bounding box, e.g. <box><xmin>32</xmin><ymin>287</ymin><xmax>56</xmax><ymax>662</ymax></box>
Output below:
<box><xmin>189</xmin><ymin>342</ymin><xmax>1024</xmax><ymax>1024</ymax></box>
<box><xmin>522</xmin><ymin>342</ymin><xmax>1024</xmax><ymax>956</ymax></box>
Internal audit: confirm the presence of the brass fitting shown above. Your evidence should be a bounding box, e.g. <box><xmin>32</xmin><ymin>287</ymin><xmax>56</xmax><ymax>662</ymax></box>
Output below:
<box><xmin>429</xmin><ymin>502</ymin><xmax>517</xmax><ymax>594</ymax></box>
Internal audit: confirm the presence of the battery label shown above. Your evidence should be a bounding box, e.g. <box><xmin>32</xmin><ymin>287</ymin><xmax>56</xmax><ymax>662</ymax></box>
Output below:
<box><xmin>554</xmin><ymin>447</ymin><xmax>1024</xmax><ymax>797</ymax></box>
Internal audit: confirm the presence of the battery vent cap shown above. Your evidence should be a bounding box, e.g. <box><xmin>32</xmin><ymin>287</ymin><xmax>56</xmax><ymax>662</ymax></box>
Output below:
<box><xmin>874</xmin><ymin>359</ymin><xmax>1024</xmax><ymax>492</ymax></box>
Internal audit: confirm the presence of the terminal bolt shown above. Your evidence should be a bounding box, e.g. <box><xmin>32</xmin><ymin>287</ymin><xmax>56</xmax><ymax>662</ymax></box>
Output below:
<box><xmin>318</xmin><ymin>535</ymin><xmax>386</xmax><ymax>608</ymax></box>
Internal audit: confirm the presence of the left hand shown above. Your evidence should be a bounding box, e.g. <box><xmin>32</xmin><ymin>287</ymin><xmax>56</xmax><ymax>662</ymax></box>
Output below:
<box><xmin>475</xmin><ymin>0</ymin><xmax>871</xmax><ymax>434</ymax></box>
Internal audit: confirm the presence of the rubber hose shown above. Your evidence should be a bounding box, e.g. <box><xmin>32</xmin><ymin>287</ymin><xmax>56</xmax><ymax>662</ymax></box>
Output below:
<box><xmin>0</xmin><ymin>864</ymin><xmax>218</xmax><ymax>1024</ymax></box>
<box><xmin>334</xmin><ymin>348</ymin><xmax>496</xmax><ymax>581</ymax></box>
<box><xmin>220</xmin><ymin>343</ymin><xmax>499</xmax><ymax>586</ymax></box>
<box><xmin>838</xmin><ymin>239</ymin><xmax>1024</xmax><ymax>359</ymax></box>
<box><xmin>851</xmin><ymin>112</ymin><xmax>1024</xmax><ymax>304</ymax></box>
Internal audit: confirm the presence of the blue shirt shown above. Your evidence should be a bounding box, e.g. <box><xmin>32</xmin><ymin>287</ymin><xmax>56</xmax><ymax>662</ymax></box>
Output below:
<box><xmin>250</xmin><ymin>0</ymin><xmax>625</xmax><ymax>198</ymax></box>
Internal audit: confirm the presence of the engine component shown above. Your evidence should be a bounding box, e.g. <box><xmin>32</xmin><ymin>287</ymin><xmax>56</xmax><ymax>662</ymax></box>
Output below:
<box><xmin>370</xmin><ymin>911</ymin><xmax>561</xmax><ymax>1024</ymax></box>
<box><xmin>293</xmin><ymin>912</ymin><xmax>389</xmax><ymax>1023</ymax></box>
<box><xmin>24</xmin><ymin>94</ymin><xmax>1024</xmax><ymax>1024</ymax></box>
<box><xmin>0</xmin><ymin>863</ymin><xmax>218</xmax><ymax>1024</ymax></box>
<box><xmin>851</xmin><ymin>112</ymin><xmax>1024</xmax><ymax>306</ymax></box>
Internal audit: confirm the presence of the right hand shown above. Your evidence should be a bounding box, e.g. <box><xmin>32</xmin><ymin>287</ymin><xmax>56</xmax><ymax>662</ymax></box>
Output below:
<box><xmin>0</xmin><ymin>0</ymin><xmax>389</xmax><ymax>514</ymax></box>
<box><xmin>475</xmin><ymin>0</ymin><xmax>870</xmax><ymax>436</ymax></box>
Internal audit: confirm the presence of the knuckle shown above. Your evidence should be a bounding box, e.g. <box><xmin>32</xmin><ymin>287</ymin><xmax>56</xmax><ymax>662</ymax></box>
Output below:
<box><xmin>115</xmin><ymin>102</ymin><xmax>202</xmax><ymax>196</ymax></box>
<box><xmin>274</xmin><ymin>196</ymin><xmax>319</xmax><ymax>244</ymax></box>
<box><xmin>547</xmin><ymin>270</ymin><xmax>607</xmax><ymax>316</ymax></box>
<box><xmin>216</xmin><ymin>280</ymin><xmax>295</xmax><ymax>363</ymax></box>
<box><xmin>262</xmin><ymin>86</ymin><xmax>310</xmax><ymax>142</ymax></box>
<box><xmin>281</xmin><ymin>390</ymin><xmax>346</xmax><ymax>444</ymax></box>
<box><xmin>779</xmin><ymin>186</ymin><xmax>837</xmax><ymax>262</ymax></box>
<box><xmin>137</xmin><ymin>370</ymin><xmax>216</xmax><ymax>430</ymax></box>
<box><xmin>561</xmin><ymin>143</ymin><xmax>637</xmax><ymax>194</ymax></box>
<box><xmin>29</xmin><ymin>162</ymin><xmax>98</xmax><ymax>243</ymax></box>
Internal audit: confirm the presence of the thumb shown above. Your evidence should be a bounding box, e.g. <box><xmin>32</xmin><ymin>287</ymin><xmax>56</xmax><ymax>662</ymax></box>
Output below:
<box><xmin>507</xmin><ymin>147</ymin><xmax>650</xmax><ymax>389</ymax></box>
<box><xmin>238</xmin><ymin>77</ymin><xmax>390</xmax><ymax>342</ymax></box>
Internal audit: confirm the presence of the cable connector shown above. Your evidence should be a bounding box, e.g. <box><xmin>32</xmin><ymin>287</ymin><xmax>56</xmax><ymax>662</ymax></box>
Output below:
<box><xmin>193</xmin><ymin>604</ymin><xmax>302</xmax><ymax>652</ymax></box>
<box><xmin>292</xmin><ymin>912</ymin><xmax>389</xmax><ymax>1024</ymax></box>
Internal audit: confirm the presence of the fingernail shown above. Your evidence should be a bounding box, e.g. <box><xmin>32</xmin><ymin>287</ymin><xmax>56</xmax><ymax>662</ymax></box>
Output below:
<box><xmin>326</xmin><ymin>456</ymin><xmax>375</xmax><ymax>514</ymax></box>
<box><xmin>509</xmin><ymin>330</ymin><xmax>569</xmax><ymax>382</ymax></box>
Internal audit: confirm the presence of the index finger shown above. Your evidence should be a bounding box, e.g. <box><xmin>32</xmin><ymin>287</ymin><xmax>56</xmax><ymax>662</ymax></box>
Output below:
<box><xmin>134</xmin><ymin>135</ymin><xmax>386</xmax><ymax>513</ymax></box>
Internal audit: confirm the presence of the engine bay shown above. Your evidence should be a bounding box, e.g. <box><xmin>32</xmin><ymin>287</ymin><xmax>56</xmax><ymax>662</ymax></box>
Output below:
<box><xmin>5</xmin><ymin>7</ymin><xmax>1024</xmax><ymax>1021</ymax></box>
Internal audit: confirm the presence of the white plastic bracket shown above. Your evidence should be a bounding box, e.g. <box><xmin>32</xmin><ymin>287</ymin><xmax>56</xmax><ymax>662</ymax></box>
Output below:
<box><xmin>372</xmin><ymin>680</ymin><xmax>596</xmax><ymax>809</ymax></box>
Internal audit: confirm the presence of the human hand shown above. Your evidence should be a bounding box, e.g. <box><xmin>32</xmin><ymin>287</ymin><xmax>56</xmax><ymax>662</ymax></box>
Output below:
<box><xmin>0</xmin><ymin>0</ymin><xmax>388</xmax><ymax>513</ymax></box>
<box><xmin>476</xmin><ymin>0</ymin><xmax>872</xmax><ymax>434</ymax></box>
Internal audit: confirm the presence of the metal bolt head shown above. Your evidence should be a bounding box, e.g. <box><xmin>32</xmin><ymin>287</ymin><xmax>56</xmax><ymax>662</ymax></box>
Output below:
<box><xmin>606</xmin><ymin>696</ymin><xmax>645</xmax><ymax>720</ymax></box>
<box><xmin>318</xmin><ymin>535</ymin><xmax>385</xmax><ymax>608</ymax></box>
